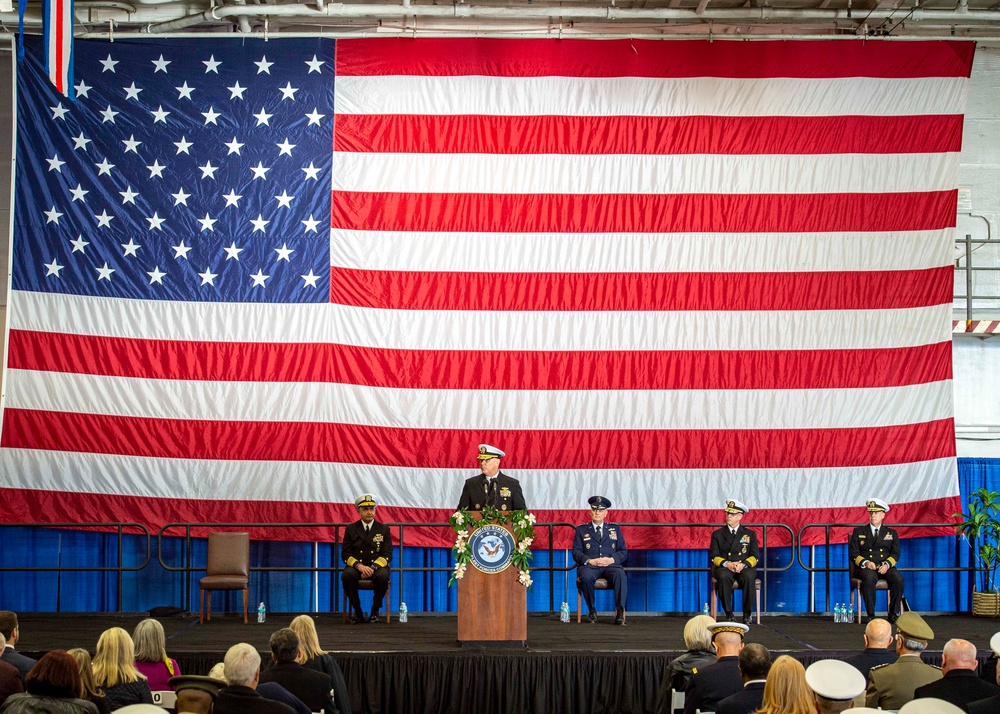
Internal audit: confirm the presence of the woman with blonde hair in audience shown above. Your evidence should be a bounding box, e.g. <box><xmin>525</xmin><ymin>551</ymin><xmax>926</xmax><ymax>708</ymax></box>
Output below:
<box><xmin>131</xmin><ymin>619</ymin><xmax>181</xmax><ymax>691</ymax></box>
<box><xmin>91</xmin><ymin>628</ymin><xmax>153</xmax><ymax>711</ymax></box>
<box><xmin>66</xmin><ymin>650</ymin><xmax>109</xmax><ymax>714</ymax></box>
<box><xmin>288</xmin><ymin>615</ymin><xmax>352</xmax><ymax>714</ymax></box>
<box><xmin>754</xmin><ymin>655</ymin><xmax>814</xmax><ymax>714</ymax></box>
<box><xmin>0</xmin><ymin>650</ymin><xmax>96</xmax><ymax>714</ymax></box>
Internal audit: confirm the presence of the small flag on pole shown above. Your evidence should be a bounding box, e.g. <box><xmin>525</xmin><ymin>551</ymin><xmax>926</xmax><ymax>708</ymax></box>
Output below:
<box><xmin>43</xmin><ymin>0</ymin><xmax>74</xmax><ymax>97</ymax></box>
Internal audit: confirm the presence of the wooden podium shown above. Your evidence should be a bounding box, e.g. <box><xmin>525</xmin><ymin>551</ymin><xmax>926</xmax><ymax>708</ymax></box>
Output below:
<box><xmin>457</xmin><ymin>513</ymin><xmax>528</xmax><ymax>646</ymax></box>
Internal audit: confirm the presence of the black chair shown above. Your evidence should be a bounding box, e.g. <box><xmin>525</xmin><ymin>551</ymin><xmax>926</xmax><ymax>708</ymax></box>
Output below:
<box><xmin>342</xmin><ymin>578</ymin><xmax>392</xmax><ymax>623</ymax></box>
<box><xmin>576</xmin><ymin>576</ymin><xmax>611</xmax><ymax>622</ymax></box>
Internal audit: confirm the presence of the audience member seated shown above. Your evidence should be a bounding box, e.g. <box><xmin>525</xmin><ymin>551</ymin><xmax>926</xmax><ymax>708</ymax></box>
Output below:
<box><xmin>0</xmin><ymin>612</ymin><xmax>37</xmax><ymax>681</ymax></box>
<box><xmin>289</xmin><ymin>616</ymin><xmax>351</xmax><ymax>714</ymax></box>
<box><xmin>898</xmin><ymin>698</ymin><xmax>964</xmax><ymax>714</ymax></box>
<box><xmin>913</xmin><ymin>638</ymin><xmax>1000</xmax><ymax>710</ymax></box>
<box><xmin>866</xmin><ymin>612</ymin><xmax>942</xmax><ymax>710</ymax></box>
<box><xmin>804</xmin><ymin>659</ymin><xmax>866</xmax><ymax>714</ymax></box>
<box><xmin>168</xmin><ymin>675</ymin><xmax>222</xmax><ymax>714</ymax></box>
<box><xmin>209</xmin><ymin>662</ymin><xmax>308</xmax><ymax>714</ymax></box>
<box><xmin>683</xmin><ymin>622</ymin><xmax>747</xmax><ymax>714</ymax></box>
<box><xmin>0</xmin><ymin>651</ymin><xmax>97</xmax><ymax>714</ymax></box>
<box><xmin>132</xmin><ymin>620</ymin><xmax>181</xmax><ymax>692</ymax></box>
<box><xmin>91</xmin><ymin>628</ymin><xmax>153</xmax><ymax>711</ymax></box>
<box><xmin>842</xmin><ymin>618</ymin><xmax>897</xmax><ymax>683</ymax></box>
<box><xmin>716</xmin><ymin>643</ymin><xmax>771</xmax><ymax>714</ymax></box>
<box><xmin>970</xmin><ymin>631</ymin><xmax>1000</xmax><ymax>714</ymax></box>
<box><xmin>0</xmin><ymin>634</ymin><xmax>24</xmax><ymax>709</ymax></box>
<box><xmin>755</xmin><ymin>655</ymin><xmax>815</xmax><ymax>714</ymax></box>
<box><xmin>653</xmin><ymin>614</ymin><xmax>716</xmax><ymax>713</ymax></box>
<box><xmin>67</xmin><ymin>650</ymin><xmax>109</xmax><ymax>714</ymax></box>
<box><xmin>259</xmin><ymin>630</ymin><xmax>335</xmax><ymax>714</ymax></box>
<box><xmin>214</xmin><ymin>644</ymin><xmax>294</xmax><ymax>714</ymax></box>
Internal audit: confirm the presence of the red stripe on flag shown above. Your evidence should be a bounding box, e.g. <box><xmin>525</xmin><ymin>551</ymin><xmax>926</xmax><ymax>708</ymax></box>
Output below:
<box><xmin>7</xmin><ymin>331</ymin><xmax>953</xmax><ymax>391</ymax></box>
<box><xmin>335</xmin><ymin>39</ymin><xmax>975</xmax><ymax>79</ymax></box>
<box><xmin>330</xmin><ymin>191</ymin><xmax>959</xmax><ymax>233</ymax></box>
<box><xmin>2</xmin><ymin>410</ymin><xmax>956</xmax><ymax>468</ymax></box>
<box><xmin>327</xmin><ymin>266</ymin><xmax>953</xmax><ymax>312</ymax></box>
<box><xmin>0</xmin><ymin>488</ymin><xmax>961</xmax><ymax>549</ymax></box>
<box><xmin>334</xmin><ymin>114</ymin><xmax>966</xmax><ymax>156</ymax></box>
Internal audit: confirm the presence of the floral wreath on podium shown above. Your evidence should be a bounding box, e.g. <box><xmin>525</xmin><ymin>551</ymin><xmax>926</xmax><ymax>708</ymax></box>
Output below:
<box><xmin>448</xmin><ymin>507</ymin><xmax>536</xmax><ymax>587</ymax></box>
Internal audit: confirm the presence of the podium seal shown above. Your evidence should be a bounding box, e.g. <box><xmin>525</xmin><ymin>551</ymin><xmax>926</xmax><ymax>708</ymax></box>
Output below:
<box><xmin>468</xmin><ymin>524</ymin><xmax>516</xmax><ymax>574</ymax></box>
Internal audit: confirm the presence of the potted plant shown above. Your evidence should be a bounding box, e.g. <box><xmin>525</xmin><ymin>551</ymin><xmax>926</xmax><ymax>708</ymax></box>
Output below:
<box><xmin>955</xmin><ymin>488</ymin><xmax>1000</xmax><ymax>616</ymax></box>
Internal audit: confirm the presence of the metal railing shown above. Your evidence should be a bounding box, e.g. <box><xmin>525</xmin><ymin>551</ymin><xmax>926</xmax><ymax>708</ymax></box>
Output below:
<box><xmin>157</xmin><ymin>520</ymin><xmax>795</xmax><ymax>614</ymax></box>
<box><xmin>0</xmin><ymin>523</ymin><xmax>151</xmax><ymax>612</ymax></box>
<box><xmin>796</xmin><ymin>522</ymin><xmax>970</xmax><ymax>612</ymax></box>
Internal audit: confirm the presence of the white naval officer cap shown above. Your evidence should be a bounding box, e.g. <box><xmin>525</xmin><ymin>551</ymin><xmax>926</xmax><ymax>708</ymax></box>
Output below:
<box><xmin>865</xmin><ymin>498</ymin><xmax>890</xmax><ymax>513</ymax></box>
<box><xmin>477</xmin><ymin>444</ymin><xmax>505</xmax><ymax>460</ymax></box>
<box><xmin>804</xmin><ymin>659</ymin><xmax>866</xmax><ymax>702</ymax></box>
<box><xmin>899</xmin><ymin>699</ymin><xmax>963</xmax><ymax>714</ymax></box>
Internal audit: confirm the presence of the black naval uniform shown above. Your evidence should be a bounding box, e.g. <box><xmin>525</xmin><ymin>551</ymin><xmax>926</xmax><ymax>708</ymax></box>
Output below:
<box><xmin>341</xmin><ymin>519</ymin><xmax>393</xmax><ymax>619</ymax></box>
<box><xmin>710</xmin><ymin>525</ymin><xmax>759</xmax><ymax>620</ymax></box>
<box><xmin>456</xmin><ymin>472</ymin><xmax>526</xmax><ymax>512</ymax></box>
<box><xmin>683</xmin><ymin>656</ymin><xmax>742</xmax><ymax>714</ymax></box>
<box><xmin>848</xmin><ymin>524</ymin><xmax>903</xmax><ymax>620</ymax></box>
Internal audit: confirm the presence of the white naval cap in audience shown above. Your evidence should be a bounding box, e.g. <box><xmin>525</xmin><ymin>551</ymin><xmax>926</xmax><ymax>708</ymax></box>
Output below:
<box><xmin>804</xmin><ymin>659</ymin><xmax>866</xmax><ymax>702</ymax></box>
<box><xmin>899</xmin><ymin>698</ymin><xmax>964</xmax><ymax>714</ymax></box>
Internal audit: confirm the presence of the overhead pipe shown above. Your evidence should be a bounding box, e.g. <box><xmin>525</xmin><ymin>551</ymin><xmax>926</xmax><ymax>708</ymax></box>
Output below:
<box><xmin>141</xmin><ymin>2</ymin><xmax>1000</xmax><ymax>33</ymax></box>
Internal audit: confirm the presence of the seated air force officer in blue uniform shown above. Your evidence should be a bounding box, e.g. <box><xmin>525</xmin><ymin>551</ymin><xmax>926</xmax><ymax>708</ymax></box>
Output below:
<box><xmin>573</xmin><ymin>496</ymin><xmax>628</xmax><ymax>625</ymax></box>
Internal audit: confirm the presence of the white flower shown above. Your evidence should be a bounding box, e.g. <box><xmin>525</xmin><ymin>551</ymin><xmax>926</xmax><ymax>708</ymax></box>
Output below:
<box><xmin>457</xmin><ymin>543</ymin><xmax>467</xmax><ymax>553</ymax></box>
<box><xmin>518</xmin><ymin>541</ymin><xmax>528</xmax><ymax>553</ymax></box>
<box><xmin>522</xmin><ymin>537</ymin><xmax>533</xmax><ymax>548</ymax></box>
<box><xmin>453</xmin><ymin>562</ymin><xmax>467</xmax><ymax>580</ymax></box>
<box><xmin>517</xmin><ymin>519</ymin><xmax>527</xmax><ymax>529</ymax></box>
<box><xmin>517</xmin><ymin>569</ymin><xmax>532</xmax><ymax>587</ymax></box>
<box><xmin>457</xmin><ymin>529</ymin><xmax>469</xmax><ymax>539</ymax></box>
<box><xmin>453</xmin><ymin>512</ymin><xmax>464</xmax><ymax>525</ymax></box>
<box><xmin>527</xmin><ymin>513</ymin><xmax>536</xmax><ymax>524</ymax></box>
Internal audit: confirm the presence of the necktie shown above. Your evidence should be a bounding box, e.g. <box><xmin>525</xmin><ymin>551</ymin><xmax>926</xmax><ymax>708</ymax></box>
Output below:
<box><xmin>731</xmin><ymin>529</ymin><xmax>737</xmax><ymax>536</ymax></box>
<box><xmin>873</xmin><ymin>528</ymin><xmax>879</xmax><ymax>540</ymax></box>
<box><xmin>365</xmin><ymin>523</ymin><xmax>370</xmax><ymax>533</ymax></box>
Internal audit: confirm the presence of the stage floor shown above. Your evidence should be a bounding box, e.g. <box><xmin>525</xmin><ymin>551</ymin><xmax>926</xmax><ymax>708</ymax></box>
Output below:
<box><xmin>16</xmin><ymin>613</ymin><xmax>998</xmax><ymax>714</ymax></box>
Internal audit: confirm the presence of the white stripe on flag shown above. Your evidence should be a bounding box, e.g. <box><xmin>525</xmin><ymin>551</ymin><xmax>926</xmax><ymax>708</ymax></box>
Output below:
<box><xmin>330</xmin><ymin>152</ymin><xmax>960</xmax><ymax>195</ymax></box>
<box><xmin>5</xmin><ymin>369</ymin><xmax>954</xmax><ymax>430</ymax></box>
<box><xmin>0</xmin><ymin>448</ymin><xmax>959</xmax><ymax>511</ymax></box>
<box><xmin>330</xmin><ymin>229</ymin><xmax>955</xmax><ymax>273</ymax></box>
<box><xmin>9</xmin><ymin>291</ymin><xmax>954</xmax><ymax>351</ymax></box>
<box><xmin>333</xmin><ymin>76</ymin><xmax>968</xmax><ymax>117</ymax></box>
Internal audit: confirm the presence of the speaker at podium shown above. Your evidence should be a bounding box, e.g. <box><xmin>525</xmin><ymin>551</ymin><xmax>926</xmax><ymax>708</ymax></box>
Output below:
<box><xmin>456</xmin><ymin>512</ymin><xmax>528</xmax><ymax>646</ymax></box>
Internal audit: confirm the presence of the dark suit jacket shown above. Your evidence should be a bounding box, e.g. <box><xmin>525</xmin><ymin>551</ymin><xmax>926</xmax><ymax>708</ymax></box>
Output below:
<box><xmin>914</xmin><ymin>669</ymin><xmax>1000</xmax><ymax>711</ymax></box>
<box><xmin>303</xmin><ymin>654</ymin><xmax>351</xmax><ymax>714</ymax></box>
<box><xmin>969</xmin><ymin>693</ymin><xmax>1000</xmax><ymax>714</ymax></box>
<box><xmin>256</xmin><ymin>683</ymin><xmax>310</xmax><ymax>714</ymax></box>
<box><xmin>214</xmin><ymin>685</ymin><xmax>295</xmax><ymax>714</ymax></box>
<box><xmin>849</xmin><ymin>525</ymin><xmax>900</xmax><ymax>568</ymax></box>
<box><xmin>1</xmin><ymin>648</ymin><xmax>36</xmax><ymax>681</ymax></box>
<box><xmin>0</xmin><ymin>659</ymin><xmax>23</xmax><ymax>708</ymax></box>
<box><xmin>715</xmin><ymin>681</ymin><xmax>766</xmax><ymax>714</ymax></box>
<box><xmin>456</xmin><ymin>472</ymin><xmax>526</xmax><ymax>512</ymax></box>
<box><xmin>341</xmin><ymin>520</ymin><xmax>393</xmax><ymax>570</ymax></box>
<box><xmin>843</xmin><ymin>647</ymin><xmax>898</xmax><ymax>682</ymax></box>
<box><xmin>259</xmin><ymin>661</ymin><xmax>335</xmax><ymax>714</ymax></box>
<box><xmin>710</xmin><ymin>527</ymin><xmax>759</xmax><ymax>568</ymax></box>
<box><xmin>684</xmin><ymin>656</ymin><xmax>742</xmax><ymax>714</ymax></box>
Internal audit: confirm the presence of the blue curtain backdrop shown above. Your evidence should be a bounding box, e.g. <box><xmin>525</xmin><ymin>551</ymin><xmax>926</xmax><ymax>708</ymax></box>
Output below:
<box><xmin>2</xmin><ymin>458</ymin><xmax>996</xmax><ymax>614</ymax></box>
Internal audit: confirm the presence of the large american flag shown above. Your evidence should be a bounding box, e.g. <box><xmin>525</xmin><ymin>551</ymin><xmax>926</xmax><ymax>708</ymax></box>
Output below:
<box><xmin>0</xmin><ymin>37</ymin><xmax>972</xmax><ymax>549</ymax></box>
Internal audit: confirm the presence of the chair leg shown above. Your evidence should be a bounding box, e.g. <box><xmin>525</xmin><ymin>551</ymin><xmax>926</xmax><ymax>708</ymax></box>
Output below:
<box><xmin>756</xmin><ymin>587</ymin><xmax>762</xmax><ymax>625</ymax></box>
<box><xmin>577</xmin><ymin>591</ymin><xmax>582</xmax><ymax>623</ymax></box>
<box><xmin>200</xmin><ymin>589</ymin><xmax>205</xmax><ymax>624</ymax></box>
<box><xmin>243</xmin><ymin>588</ymin><xmax>248</xmax><ymax>624</ymax></box>
<box><xmin>206</xmin><ymin>590</ymin><xmax>212</xmax><ymax>622</ymax></box>
<box><xmin>710</xmin><ymin>592</ymin><xmax>717</xmax><ymax>621</ymax></box>
<box><xmin>385</xmin><ymin>585</ymin><xmax>391</xmax><ymax>624</ymax></box>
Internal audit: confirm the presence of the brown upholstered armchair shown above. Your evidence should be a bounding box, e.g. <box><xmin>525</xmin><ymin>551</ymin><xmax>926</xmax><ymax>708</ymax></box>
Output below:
<box><xmin>199</xmin><ymin>532</ymin><xmax>250</xmax><ymax>624</ymax></box>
